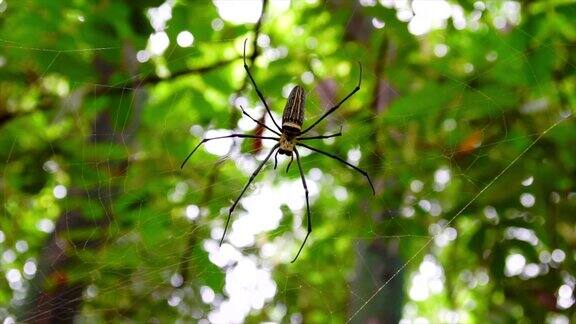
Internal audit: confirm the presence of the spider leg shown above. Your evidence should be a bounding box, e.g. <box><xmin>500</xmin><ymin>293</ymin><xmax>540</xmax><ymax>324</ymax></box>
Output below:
<box><xmin>220</xmin><ymin>143</ymin><xmax>280</xmax><ymax>246</ymax></box>
<box><xmin>298</xmin><ymin>132</ymin><xmax>342</xmax><ymax>141</ymax></box>
<box><xmin>291</xmin><ymin>148</ymin><xmax>311</xmax><ymax>263</ymax></box>
<box><xmin>297</xmin><ymin>142</ymin><xmax>375</xmax><ymax>194</ymax></box>
<box><xmin>239</xmin><ymin>105</ymin><xmax>281</xmax><ymax>136</ymax></box>
<box><xmin>243</xmin><ymin>39</ymin><xmax>282</xmax><ymax>131</ymax></box>
<box><xmin>300</xmin><ymin>62</ymin><xmax>362</xmax><ymax>135</ymax></box>
<box><xmin>273</xmin><ymin>150</ymin><xmax>280</xmax><ymax>169</ymax></box>
<box><xmin>285</xmin><ymin>154</ymin><xmax>294</xmax><ymax>174</ymax></box>
<box><xmin>181</xmin><ymin>134</ymin><xmax>279</xmax><ymax>169</ymax></box>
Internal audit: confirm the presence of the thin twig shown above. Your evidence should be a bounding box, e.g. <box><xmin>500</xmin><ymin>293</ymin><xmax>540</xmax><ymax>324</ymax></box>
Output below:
<box><xmin>138</xmin><ymin>56</ymin><xmax>240</xmax><ymax>88</ymax></box>
<box><xmin>0</xmin><ymin>57</ymin><xmax>240</xmax><ymax>128</ymax></box>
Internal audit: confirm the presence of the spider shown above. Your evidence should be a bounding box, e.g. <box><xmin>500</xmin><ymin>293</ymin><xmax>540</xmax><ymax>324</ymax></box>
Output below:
<box><xmin>181</xmin><ymin>39</ymin><xmax>375</xmax><ymax>262</ymax></box>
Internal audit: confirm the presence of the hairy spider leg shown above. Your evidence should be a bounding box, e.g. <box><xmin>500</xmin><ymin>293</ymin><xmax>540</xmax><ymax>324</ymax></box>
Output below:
<box><xmin>300</xmin><ymin>62</ymin><xmax>362</xmax><ymax>135</ymax></box>
<box><xmin>243</xmin><ymin>39</ymin><xmax>282</xmax><ymax>132</ymax></box>
<box><xmin>220</xmin><ymin>143</ymin><xmax>280</xmax><ymax>246</ymax></box>
<box><xmin>297</xmin><ymin>142</ymin><xmax>375</xmax><ymax>194</ymax></box>
<box><xmin>181</xmin><ymin>134</ymin><xmax>279</xmax><ymax>169</ymax></box>
<box><xmin>291</xmin><ymin>148</ymin><xmax>311</xmax><ymax>262</ymax></box>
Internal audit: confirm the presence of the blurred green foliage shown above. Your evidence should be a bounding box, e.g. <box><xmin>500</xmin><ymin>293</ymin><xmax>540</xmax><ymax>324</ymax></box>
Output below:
<box><xmin>1</xmin><ymin>0</ymin><xmax>575</xmax><ymax>323</ymax></box>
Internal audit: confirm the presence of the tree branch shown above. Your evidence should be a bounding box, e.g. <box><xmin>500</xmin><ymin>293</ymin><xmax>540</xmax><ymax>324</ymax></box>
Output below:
<box><xmin>178</xmin><ymin>0</ymin><xmax>270</xmax><ymax>286</ymax></box>
<box><xmin>136</xmin><ymin>56</ymin><xmax>240</xmax><ymax>89</ymax></box>
<box><xmin>0</xmin><ymin>56</ymin><xmax>240</xmax><ymax>128</ymax></box>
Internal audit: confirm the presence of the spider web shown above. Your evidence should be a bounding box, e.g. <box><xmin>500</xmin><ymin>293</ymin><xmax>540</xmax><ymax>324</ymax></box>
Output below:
<box><xmin>339</xmin><ymin>6</ymin><xmax>573</xmax><ymax>324</ymax></box>
<box><xmin>1</xmin><ymin>1</ymin><xmax>574</xmax><ymax>323</ymax></box>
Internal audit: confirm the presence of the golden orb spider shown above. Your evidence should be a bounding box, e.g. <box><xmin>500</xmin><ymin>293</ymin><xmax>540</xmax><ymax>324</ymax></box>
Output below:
<box><xmin>181</xmin><ymin>40</ymin><xmax>375</xmax><ymax>262</ymax></box>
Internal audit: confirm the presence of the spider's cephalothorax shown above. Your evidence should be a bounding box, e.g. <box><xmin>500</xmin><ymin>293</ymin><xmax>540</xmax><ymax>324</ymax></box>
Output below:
<box><xmin>181</xmin><ymin>39</ymin><xmax>374</xmax><ymax>263</ymax></box>
<box><xmin>279</xmin><ymin>85</ymin><xmax>305</xmax><ymax>155</ymax></box>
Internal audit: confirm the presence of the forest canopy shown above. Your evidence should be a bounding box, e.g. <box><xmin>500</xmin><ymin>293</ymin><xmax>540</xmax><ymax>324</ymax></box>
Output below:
<box><xmin>0</xmin><ymin>0</ymin><xmax>575</xmax><ymax>323</ymax></box>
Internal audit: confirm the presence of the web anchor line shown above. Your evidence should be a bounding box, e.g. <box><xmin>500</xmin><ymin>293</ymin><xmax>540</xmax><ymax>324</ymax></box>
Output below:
<box><xmin>346</xmin><ymin>114</ymin><xmax>573</xmax><ymax>323</ymax></box>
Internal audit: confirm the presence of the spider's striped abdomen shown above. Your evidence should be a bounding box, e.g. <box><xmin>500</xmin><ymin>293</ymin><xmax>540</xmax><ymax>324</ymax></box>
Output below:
<box><xmin>282</xmin><ymin>85</ymin><xmax>305</xmax><ymax>137</ymax></box>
